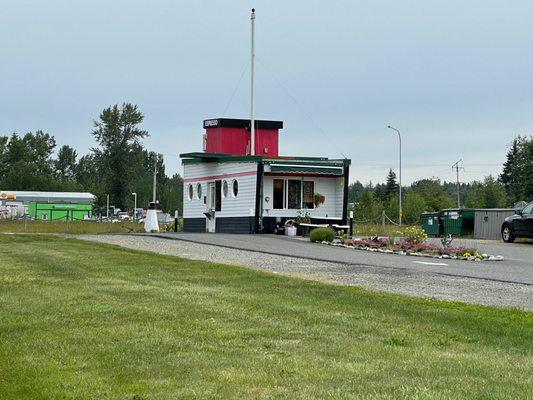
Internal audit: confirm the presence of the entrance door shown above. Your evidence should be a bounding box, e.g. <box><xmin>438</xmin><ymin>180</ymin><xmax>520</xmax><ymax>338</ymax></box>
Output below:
<box><xmin>206</xmin><ymin>182</ymin><xmax>216</xmax><ymax>232</ymax></box>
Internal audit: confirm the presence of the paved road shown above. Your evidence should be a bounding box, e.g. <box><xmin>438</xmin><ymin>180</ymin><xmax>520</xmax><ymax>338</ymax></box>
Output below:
<box><xmin>148</xmin><ymin>233</ymin><xmax>533</xmax><ymax>285</ymax></box>
<box><xmin>426</xmin><ymin>237</ymin><xmax>533</xmax><ymax>265</ymax></box>
<box><xmin>80</xmin><ymin>234</ymin><xmax>533</xmax><ymax>310</ymax></box>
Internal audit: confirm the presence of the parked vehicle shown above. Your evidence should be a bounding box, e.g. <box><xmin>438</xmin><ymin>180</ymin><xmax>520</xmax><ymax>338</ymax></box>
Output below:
<box><xmin>501</xmin><ymin>202</ymin><xmax>533</xmax><ymax>242</ymax></box>
<box><xmin>117</xmin><ymin>212</ymin><xmax>131</xmax><ymax>221</ymax></box>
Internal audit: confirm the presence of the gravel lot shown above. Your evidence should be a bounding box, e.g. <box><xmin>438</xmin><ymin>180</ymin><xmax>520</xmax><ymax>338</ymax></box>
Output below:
<box><xmin>78</xmin><ymin>234</ymin><xmax>533</xmax><ymax>311</ymax></box>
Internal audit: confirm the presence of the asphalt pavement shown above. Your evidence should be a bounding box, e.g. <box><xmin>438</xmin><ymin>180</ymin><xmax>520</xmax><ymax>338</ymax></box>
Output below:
<box><xmin>81</xmin><ymin>233</ymin><xmax>533</xmax><ymax>310</ymax></box>
<box><xmin>148</xmin><ymin>233</ymin><xmax>533</xmax><ymax>286</ymax></box>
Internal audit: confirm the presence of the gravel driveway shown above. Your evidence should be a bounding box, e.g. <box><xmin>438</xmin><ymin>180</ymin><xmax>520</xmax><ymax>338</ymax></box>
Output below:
<box><xmin>78</xmin><ymin>234</ymin><xmax>533</xmax><ymax>311</ymax></box>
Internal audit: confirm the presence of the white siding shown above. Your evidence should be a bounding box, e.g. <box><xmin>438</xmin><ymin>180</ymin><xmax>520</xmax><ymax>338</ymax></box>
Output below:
<box><xmin>262</xmin><ymin>175</ymin><xmax>344</xmax><ymax>219</ymax></box>
<box><xmin>183</xmin><ymin>162</ymin><xmax>258</xmax><ymax>218</ymax></box>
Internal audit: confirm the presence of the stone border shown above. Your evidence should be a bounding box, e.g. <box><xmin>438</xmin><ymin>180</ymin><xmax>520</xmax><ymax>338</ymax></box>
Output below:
<box><xmin>321</xmin><ymin>241</ymin><xmax>505</xmax><ymax>262</ymax></box>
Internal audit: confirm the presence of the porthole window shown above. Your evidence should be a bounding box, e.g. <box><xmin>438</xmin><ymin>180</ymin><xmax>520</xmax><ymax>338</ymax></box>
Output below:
<box><xmin>232</xmin><ymin>179</ymin><xmax>239</xmax><ymax>197</ymax></box>
<box><xmin>196</xmin><ymin>183</ymin><xmax>202</xmax><ymax>200</ymax></box>
<box><xmin>222</xmin><ymin>180</ymin><xmax>229</xmax><ymax>198</ymax></box>
<box><xmin>188</xmin><ymin>184</ymin><xmax>193</xmax><ymax>200</ymax></box>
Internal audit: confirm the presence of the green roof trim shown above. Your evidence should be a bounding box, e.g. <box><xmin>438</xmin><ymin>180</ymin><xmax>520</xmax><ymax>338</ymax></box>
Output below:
<box><xmin>181</xmin><ymin>152</ymin><xmax>263</xmax><ymax>164</ymax></box>
<box><xmin>264</xmin><ymin>159</ymin><xmax>348</xmax><ymax>167</ymax></box>
<box><xmin>268</xmin><ymin>165</ymin><xmax>344</xmax><ymax>175</ymax></box>
<box><xmin>180</xmin><ymin>152</ymin><xmax>351</xmax><ymax>166</ymax></box>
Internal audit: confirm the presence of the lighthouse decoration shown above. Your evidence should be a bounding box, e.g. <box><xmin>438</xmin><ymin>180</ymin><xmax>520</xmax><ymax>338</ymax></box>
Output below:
<box><xmin>144</xmin><ymin>162</ymin><xmax>160</xmax><ymax>232</ymax></box>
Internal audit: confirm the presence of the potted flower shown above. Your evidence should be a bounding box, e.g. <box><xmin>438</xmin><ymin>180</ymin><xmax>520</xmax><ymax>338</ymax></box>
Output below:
<box><xmin>295</xmin><ymin>210</ymin><xmax>311</xmax><ymax>236</ymax></box>
<box><xmin>313</xmin><ymin>193</ymin><xmax>325</xmax><ymax>208</ymax></box>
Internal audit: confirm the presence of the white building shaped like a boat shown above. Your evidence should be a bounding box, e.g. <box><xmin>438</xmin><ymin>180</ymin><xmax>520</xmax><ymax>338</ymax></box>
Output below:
<box><xmin>180</xmin><ymin>118</ymin><xmax>350</xmax><ymax>233</ymax></box>
<box><xmin>180</xmin><ymin>10</ymin><xmax>350</xmax><ymax>233</ymax></box>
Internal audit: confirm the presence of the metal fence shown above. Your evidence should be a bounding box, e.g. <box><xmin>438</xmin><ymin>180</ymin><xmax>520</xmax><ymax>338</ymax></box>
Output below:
<box><xmin>474</xmin><ymin>209</ymin><xmax>516</xmax><ymax>240</ymax></box>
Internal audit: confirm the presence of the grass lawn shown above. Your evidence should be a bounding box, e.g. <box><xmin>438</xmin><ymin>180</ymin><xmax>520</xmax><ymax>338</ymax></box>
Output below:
<box><xmin>0</xmin><ymin>220</ymin><xmax>144</xmax><ymax>234</ymax></box>
<box><xmin>0</xmin><ymin>235</ymin><xmax>532</xmax><ymax>399</ymax></box>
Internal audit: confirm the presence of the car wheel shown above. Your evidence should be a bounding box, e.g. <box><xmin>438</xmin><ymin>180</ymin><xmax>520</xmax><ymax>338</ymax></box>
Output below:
<box><xmin>502</xmin><ymin>225</ymin><xmax>515</xmax><ymax>243</ymax></box>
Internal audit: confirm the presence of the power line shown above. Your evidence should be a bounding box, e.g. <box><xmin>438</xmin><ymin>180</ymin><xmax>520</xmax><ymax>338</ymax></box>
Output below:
<box><xmin>255</xmin><ymin>57</ymin><xmax>347</xmax><ymax>159</ymax></box>
<box><xmin>222</xmin><ymin>61</ymin><xmax>250</xmax><ymax>117</ymax></box>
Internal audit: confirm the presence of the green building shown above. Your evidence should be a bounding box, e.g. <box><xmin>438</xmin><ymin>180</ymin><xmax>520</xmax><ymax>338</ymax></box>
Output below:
<box><xmin>1</xmin><ymin>191</ymin><xmax>95</xmax><ymax>221</ymax></box>
<box><xmin>27</xmin><ymin>202</ymin><xmax>93</xmax><ymax>221</ymax></box>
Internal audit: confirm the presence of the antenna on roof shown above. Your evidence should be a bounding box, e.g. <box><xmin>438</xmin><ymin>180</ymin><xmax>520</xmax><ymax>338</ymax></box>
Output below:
<box><xmin>250</xmin><ymin>8</ymin><xmax>256</xmax><ymax>155</ymax></box>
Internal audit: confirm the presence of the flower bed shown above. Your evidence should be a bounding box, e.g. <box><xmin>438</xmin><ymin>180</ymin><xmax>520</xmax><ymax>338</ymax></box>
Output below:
<box><xmin>309</xmin><ymin>226</ymin><xmax>504</xmax><ymax>262</ymax></box>
<box><xmin>323</xmin><ymin>236</ymin><xmax>504</xmax><ymax>261</ymax></box>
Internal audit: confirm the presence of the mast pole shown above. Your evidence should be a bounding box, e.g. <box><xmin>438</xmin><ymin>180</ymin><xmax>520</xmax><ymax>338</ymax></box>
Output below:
<box><xmin>250</xmin><ymin>8</ymin><xmax>256</xmax><ymax>155</ymax></box>
<box><xmin>153</xmin><ymin>161</ymin><xmax>157</xmax><ymax>206</ymax></box>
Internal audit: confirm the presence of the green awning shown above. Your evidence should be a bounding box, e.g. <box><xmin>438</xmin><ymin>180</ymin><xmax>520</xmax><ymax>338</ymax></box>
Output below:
<box><xmin>268</xmin><ymin>165</ymin><xmax>344</xmax><ymax>175</ymax></box>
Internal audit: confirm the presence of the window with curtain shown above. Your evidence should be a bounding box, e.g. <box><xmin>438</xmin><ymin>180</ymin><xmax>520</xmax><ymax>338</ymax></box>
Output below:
<box><xmin>303</xmin><ymin>181</ymin><xmax>314</xmax><ymax>209</ymax></box>
<box><xmin>273</xmin><ymin>179</ymin><xmax>284</xmax><ymax>209</ymax></box>
<box><xmin>287</xmin><ymin>180</ymin><xmax>302</xmax><ymax>209</ymax></box>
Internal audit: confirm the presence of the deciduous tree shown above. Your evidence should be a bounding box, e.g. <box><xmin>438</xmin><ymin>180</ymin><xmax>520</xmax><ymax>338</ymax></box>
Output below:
<box><xmin>91</xmin><ymin>103</ymin><xmax>149</xmax><ymax>209</ymax></box>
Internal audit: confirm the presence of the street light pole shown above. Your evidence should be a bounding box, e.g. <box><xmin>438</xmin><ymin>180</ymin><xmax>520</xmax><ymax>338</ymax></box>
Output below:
<box><xmin>132</xmin><ymin>192</ymin><xmax>137</xmax><ymax>221</ymax></box>
<box><xmin>387</xmin><ymin>125</ymin><xmax>402</xmax><ymax>226</ymax></box>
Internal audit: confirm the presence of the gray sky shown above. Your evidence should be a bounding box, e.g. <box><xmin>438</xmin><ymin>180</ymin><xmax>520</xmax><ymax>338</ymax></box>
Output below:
<box><xmin>1</xmin><ymin>1</ymin><xmax>532</xmax><ymax>184</ymax></box>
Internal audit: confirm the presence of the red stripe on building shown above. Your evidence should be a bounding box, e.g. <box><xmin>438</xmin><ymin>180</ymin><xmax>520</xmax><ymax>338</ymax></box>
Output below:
<box><xmin>184</xmin><ymin>170</ymin><xmax>257</xmax><ymax>183</ymax></box>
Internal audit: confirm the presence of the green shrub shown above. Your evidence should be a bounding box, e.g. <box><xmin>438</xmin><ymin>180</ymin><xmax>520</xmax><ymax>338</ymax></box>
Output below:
<box><xmin>310</xmin><ymin>227</ymin><xmax>335</xmax><ymax>243</ymax></box>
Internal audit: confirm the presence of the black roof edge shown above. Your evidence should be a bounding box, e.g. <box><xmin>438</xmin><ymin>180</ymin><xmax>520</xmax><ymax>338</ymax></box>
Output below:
<box><xmin>203</xmin><ymin>118</ymin><xmax>283</xmax><ymax>130</ymax></box>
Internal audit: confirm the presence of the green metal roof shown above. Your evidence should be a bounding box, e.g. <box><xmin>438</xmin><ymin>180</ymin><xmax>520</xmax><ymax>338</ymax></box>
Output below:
<box><xmin>268</xmin><ymin>165</ymin><xmax>344</xmax><ymax>175</ymax></box>
<box><xmin>180</xmin><ymin>152</ymin><xmax>351</xmax><ymax>166</ymax></box>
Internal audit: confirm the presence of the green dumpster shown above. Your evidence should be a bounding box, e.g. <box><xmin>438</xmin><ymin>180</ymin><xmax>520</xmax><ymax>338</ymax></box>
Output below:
<box><xmin>420</xmin><ymin>212</ymin><xmax>442</xmax><ymax>236</ymax></box>
<box><xmin>440</xmin><ymin>208</ymin><xmax>475</xmax><ymax>236</ymax></box>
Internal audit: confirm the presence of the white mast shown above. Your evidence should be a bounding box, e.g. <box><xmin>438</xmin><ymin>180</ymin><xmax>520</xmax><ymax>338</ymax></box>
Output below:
<box><xmin>250</xmin><ymin>8</ymin><xmax>256</xmax><ymax>155</ymax></box>
<box><xmin>152</xmin><ymin>161</ymin><xmax>157</xmax><ymax>205</ymax></box>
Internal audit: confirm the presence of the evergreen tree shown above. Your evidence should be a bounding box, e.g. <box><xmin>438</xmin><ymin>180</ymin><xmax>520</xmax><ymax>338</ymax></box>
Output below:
<box><xmin>384</xmin><ymin>169</ymin><xmax>398</xmax><ymax>202</ymax></box>
<box><xmin>355</xmin><ymin>187</ymin><xmax>380</xmax><ymax>221</ymax></box>
<box><xmin>0</xmin><ymin>136</ymin><xmax>8</xmax><ymax>181</ymax></box>
<box><xmin>385</xmin><ymin>195</ymin><xmax>399</xmax><ymax>223</ymax></box>
<box><xmin>348</xmin><ymin>181</ymin><xmax>364</xmax><ymax>204</ymax></box>
<box><xmin>465</xmin><ymin>181</ymin><xmax>485</xmax><ymax>208</ymax></box>
<box><xmin>517</xmin><ymin>138</ymin><xmax>533</xmax><ymax>202</ymax></box>
<box><xmin>483</xmin><ymin>176</ymin><xmax>508</xmax><ymax>208</ymax></box>
<box><xmin>411</xmin><ymin>179</ymin><xmax>454</xmax><ymax>211</ymax></box>
<box><xmin>500</xmin><ymin>137</ymin><xmax>522</xmax><ymax>202</ymax></box>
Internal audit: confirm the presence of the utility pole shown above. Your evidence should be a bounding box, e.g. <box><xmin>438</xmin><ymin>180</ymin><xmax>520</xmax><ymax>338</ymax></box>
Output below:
<box><xmin>250</xmin><ymin>8</ymin><xmax>256</xmax><ymax>156</ymax></box>
<box><xmin>452</xmin><ymin>159</ymin><xmax>464</xmax><ymax>208</ymax></box>
<box><xmin>131</xmin><ymin>192</ymin><xmax>137</xmax><ymax>221</ymax></box>
<box><xmin>106</xmin><ymin>194</ymin><xmax>109</xmax><ymax>219</ymax></box>
<box><xmin>387</xmin><ymin>125</ymin><xmax>402</xmax><ymax>225</ymax></box>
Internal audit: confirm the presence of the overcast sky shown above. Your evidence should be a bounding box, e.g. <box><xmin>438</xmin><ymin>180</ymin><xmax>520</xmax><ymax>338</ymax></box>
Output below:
<box><xmin>1</xmin><ymin>1</ymin><xmax>532</xmax><ymax>184</ymax></box>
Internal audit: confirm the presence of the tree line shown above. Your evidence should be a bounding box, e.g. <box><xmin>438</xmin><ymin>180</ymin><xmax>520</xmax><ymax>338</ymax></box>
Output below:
<box><xmin>349</xmin><ymin>136</ymin><xmax>532</xmax><ymax>224</ymax></box>
<box><xmin>1</xmin><ymin>104</ymin><xmax>530</xmax><ymax>222</ymax></box>
<box><xmin>0</xmin><ymin>103</ymin><xmax>183</xmax><ymax>215</ymax></box>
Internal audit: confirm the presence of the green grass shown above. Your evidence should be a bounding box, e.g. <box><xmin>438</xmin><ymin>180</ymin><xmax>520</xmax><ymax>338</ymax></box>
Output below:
<box><xmin>0</xmin><ymin>220</ymin><xmax>144</xmax><ymax>234</ymax></box>
<box><xmin>0</xmin><ymin>235</ymin><xmax>532</xmax><ymax>399</ymax></box>
<box><xmin>352</xmin><ymin>223</ymin><xmax>407</xmax><ymax>237</ymax></box>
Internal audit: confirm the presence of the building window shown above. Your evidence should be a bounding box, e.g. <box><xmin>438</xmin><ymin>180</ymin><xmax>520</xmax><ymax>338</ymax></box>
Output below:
<box><xmin>232</xmin><ymin>179</ymin><xmax>239</xmax><ymax>197</ymax></box>
<box><xmin>196</xmin><ymin>183</ymin><xmax>202</xmax><ymax>200</ymax></box>
<box><xmin>222</xmin><ymin>180</ymin><xmax>228</xmax><ymax>198</ymax></box>
<box><xmin>188</xmin><ymin>184</ymin><xmax>193</xmax><ymax>200</ymax></box>
<box><xmin>287</xmin><ymin>180</ymin><xmax>301</xmax><ymax>209</ymax></box>
<box><xmin>273</xmin><ymin>179</ymin><xmax>284</xmax><ymax>209</ymax></box>
<box><xmin>215</xmin><ymin>180</ymin><xmax>222</xmax><ymax>211</ymax></box>
<box><xmin>303</xmin><ymin>181</ymin><xmax>315</xmax><ymax>209</ymax></box>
